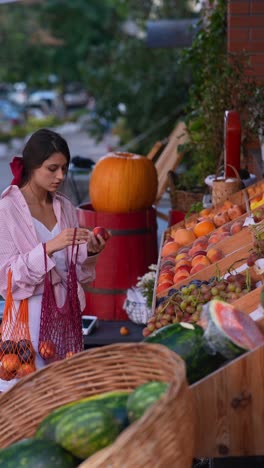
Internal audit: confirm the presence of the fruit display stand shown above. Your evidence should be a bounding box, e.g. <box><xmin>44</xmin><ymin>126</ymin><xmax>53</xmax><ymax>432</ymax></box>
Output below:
<box><xmin>150</xmin><ymin>178</ymin><xmax>264</xmax><ymax>463</ymax></box>
<box><xmin>153</xmin><ymin>220</ymin><xmax>258</xmax><ymax>310</ymax></box>
<box><xmin>190</xmin><ymin>342</ymin><xmax>264</xmax><ymax>458</ymax></box>
<box><xmin>0</xmin><ymin>343</ymin><xmax>194</xmax><ymax>467</ymax></box>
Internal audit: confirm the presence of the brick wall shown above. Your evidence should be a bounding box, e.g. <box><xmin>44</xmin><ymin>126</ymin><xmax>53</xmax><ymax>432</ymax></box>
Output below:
<box><xmin>227</xmin><ymin>1</ymin><xmax>264</xmax><ymax>175</ymax></box>
<box><xmin>227</xmin><ymin>0</ymin><xmax>264</xmax><ymax>83</ymax></box>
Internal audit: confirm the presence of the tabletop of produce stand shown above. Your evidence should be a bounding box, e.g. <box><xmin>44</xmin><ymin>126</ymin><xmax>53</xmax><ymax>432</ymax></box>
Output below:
<box><xmin>83</xmin><ymin>320</ymin><xmax>144</xmax><ymax>348</ymax></box>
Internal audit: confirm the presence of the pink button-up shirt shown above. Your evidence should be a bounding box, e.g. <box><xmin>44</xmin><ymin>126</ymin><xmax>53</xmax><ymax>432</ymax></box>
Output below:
<box><xmin>0</xmin><ymin>185</ymin><xmax>97</xmax><ymax>306</ymax></box>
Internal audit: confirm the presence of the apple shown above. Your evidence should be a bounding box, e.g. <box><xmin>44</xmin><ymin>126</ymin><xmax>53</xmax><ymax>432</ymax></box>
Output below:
<box><xmin>93</xmin><ymin>226</ymin><xmax>110</xmax><ymax>241</ymax></box>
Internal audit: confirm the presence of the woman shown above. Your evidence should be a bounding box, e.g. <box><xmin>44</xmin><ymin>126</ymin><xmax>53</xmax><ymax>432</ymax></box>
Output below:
<box><xmin>0</xmin><ymin>128</ymin><xmax>106</xmax><ymax>391</ymax></box>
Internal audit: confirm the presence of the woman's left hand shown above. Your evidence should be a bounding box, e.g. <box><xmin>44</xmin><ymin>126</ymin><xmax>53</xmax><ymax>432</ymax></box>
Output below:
<box><xmin>86</xmin><ymin>230</ymin><xmax>107</xmax><ymax>255</ymax></box>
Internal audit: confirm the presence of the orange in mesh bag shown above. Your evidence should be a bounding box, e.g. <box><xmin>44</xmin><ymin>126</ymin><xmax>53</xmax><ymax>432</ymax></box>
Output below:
<box><xmin>0</xmin><ymin>270</ymin><xmax>36</xmax><ymax>381</ymax></box>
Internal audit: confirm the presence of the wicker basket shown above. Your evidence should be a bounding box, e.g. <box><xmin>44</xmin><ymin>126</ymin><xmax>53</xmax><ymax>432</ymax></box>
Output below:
<box><xmin>167</xmin><ymin>171</ymin><xmax>203</xmax><ymax>212</ymax></box>
<box><xmin>212</xmin><ymin>164</ymin><xmax>242</xmax><ymax>207</ymax></box>
<box><xmin>0</xmin><ymin>343</ymin><xmax>194</xmax><ymax>468</ymax></box>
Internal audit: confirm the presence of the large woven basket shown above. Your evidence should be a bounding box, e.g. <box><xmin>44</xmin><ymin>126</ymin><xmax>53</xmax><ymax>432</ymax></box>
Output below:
<box><xmin>0</xmin><ymin>343</ymin><xmax>194</xmax><ymax>468</ymax></box>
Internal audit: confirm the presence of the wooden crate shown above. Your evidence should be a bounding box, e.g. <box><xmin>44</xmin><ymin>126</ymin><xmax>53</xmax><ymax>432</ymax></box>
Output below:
<box><xmin>233</xmin><ymin>285</ymin><xmax>262</xmax><ymax>315</ymax></box>
<box><xmin>191</xmin><ymin>343</ymin><xmax>264</xmax><ymax>458</ymax></box>
<box><xmin>167</xmin><ymin>177</ymin><xmax>264</xmax><ymax>234</ymax></box>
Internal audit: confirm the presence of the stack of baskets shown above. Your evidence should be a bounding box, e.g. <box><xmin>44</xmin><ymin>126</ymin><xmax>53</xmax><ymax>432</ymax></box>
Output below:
<box><xmin>0</xmin><ymin>343</ymin><xmax>195</xmax><ymax>467</ymax></box>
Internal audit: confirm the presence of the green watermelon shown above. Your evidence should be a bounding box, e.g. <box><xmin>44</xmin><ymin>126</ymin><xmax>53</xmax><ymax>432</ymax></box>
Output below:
<box><xmin>202</xmin><ymin>299</ymin><xmax>264</xmax><ymax>360</ymax></box>
<box><xmin>144</xmin><ymin>322</ymin><xmax>225</xmax><ymax>384</ymax></box>
<box><xmin>126</xmin><ymin>381</ymin><xmax>169</xmax><ymax>423</ymax></box>
<box><xmin>0</xmin><ymin>438</ymin><xmax>79</xmax><ymax>467</ymax></box>
<box><xmin>54</xmin><ymin>403</ymin><xmax>120</xmax><ymax>460</ymax></box>
<box><xmin>35</xmin><ymin>390</ymin><xmax>129</xmax><ymax>441</ymax></box>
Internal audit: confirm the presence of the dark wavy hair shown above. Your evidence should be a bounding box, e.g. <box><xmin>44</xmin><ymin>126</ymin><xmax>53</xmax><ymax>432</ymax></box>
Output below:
<box><xmin>20</xmin><ymin>128</ymin><xmax>71</xmax><ymax>186</ymax></box>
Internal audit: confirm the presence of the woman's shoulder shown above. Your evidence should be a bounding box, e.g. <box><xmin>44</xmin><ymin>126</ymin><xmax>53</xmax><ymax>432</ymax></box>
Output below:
<box><xmin>0</xmin><ymin>186</ymin><xmax>20</xmax><ymax>209</ymax></box>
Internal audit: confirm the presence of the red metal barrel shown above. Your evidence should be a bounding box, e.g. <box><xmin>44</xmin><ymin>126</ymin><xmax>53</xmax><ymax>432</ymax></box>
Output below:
<box><xmin>77</xmin><ymin>204</ymin><xmax>158</xmax><ymax>320</ymax></box>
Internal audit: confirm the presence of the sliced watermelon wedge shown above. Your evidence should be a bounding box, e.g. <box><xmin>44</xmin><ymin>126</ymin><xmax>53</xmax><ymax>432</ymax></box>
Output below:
<box><xmin>201</xmin><ymin>300</ymin><xmax>264</xmax><ymax>360</ymax></box>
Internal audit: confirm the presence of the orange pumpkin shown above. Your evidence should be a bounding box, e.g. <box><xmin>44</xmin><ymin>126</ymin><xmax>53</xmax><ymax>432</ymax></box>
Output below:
<box><xmin>89</xmin><ymin>152</ymin><xmax>158</xmax><ymax>213</ymax></box>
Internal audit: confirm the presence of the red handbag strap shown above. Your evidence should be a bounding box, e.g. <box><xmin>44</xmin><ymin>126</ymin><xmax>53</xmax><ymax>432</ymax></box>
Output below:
<box><xmin>43</xmin><ymin>227</ymin><xmax>79</xmax><ymax>273</ymax></box>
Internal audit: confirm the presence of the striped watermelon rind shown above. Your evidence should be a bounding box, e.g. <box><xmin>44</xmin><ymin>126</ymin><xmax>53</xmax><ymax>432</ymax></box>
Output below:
<box><xmin>144</xmin><ymin>322</ymin><xmax>225</xmax><ymax>384</ymax></box>
<box><xmin>126</xmin><ymin>381</ymin><xmax>169</xmax><ymax>423</ymax></box>
<box><xmin>54</xmin><ymin>404</ymin><xmax>120</xmax><ymax>460</ymax></box>
<box><xmin>0</xmin><ymin>438</ymin><xmax>79</xmax><ymax>467</ymax></box>
<box><xmin>35</xmin><ymin>390</ymin><xmax>129</xmax><ymax>441</ymax></box>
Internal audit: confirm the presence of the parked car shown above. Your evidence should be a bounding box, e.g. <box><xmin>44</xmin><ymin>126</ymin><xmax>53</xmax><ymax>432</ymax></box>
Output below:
<box><xmin>64</xmin><ymin>83</ymin><xmax>89</xmax><ymax>109</ymax></box>
<box><xmin>0</xmin><ymin>98</ymin><xmax>26</xmax><ymax>133</ymax></box>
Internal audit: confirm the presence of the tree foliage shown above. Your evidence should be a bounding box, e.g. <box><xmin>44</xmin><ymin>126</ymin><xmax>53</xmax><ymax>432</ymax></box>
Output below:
<box><xmin>0</xmin><ymin>0</ymin><xmax>197</xmax><ymax>152</ymax></box>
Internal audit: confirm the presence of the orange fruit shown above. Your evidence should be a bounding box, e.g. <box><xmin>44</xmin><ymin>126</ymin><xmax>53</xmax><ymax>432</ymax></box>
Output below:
<box><xmin>193</xmin><ymin>220</ymin><xmax>215</xmax><ymax>238</ymax></box>
<box><xmin>173</xmin><ymin>228</ymin><xmax>196</xmax><ymax>246</ymax></box>
<box><xmin>2</xmin><ymin>354</ymin><xmax>20</xmax><ymax>373</ymax></box>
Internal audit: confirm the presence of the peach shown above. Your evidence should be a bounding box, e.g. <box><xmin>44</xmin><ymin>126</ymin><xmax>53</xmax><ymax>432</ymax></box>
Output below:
<box><xmin>156</xmin><ymin>282</ymin><xmax>173</xmax><ymax>295</ymax></box>
<box><xmin>193</xmin><ymin>236</ymin><xmax>209</xmax><ymax>247</ymax></box>
<box><xmin>158</xmin><ymin>271</ymin><xmax>174</xmax><ymax>284</ymax></box>
<box><xmin>161</xmin><ymin>241</ymin><xmax>180</xmax><ymax>257</ymax></box>
<box><xmin>213</xmin><ymin>211</ymin><xmax>230</xmax><ymax>227</ymax></box>
<box><xmin>175</xmin><ymin>251</ymin><xmax>190</xmax><ymax>262</ymax></box>
<box><xmin>191</xmin><ymin>254</ymin><xmax>211</xmax><ymax>268</ymax></box>
<box><xmin>173</xmin><ymin>228</ymin><xmax>196</xmax><ymax>246</ymax></box>
<box><xmin>190</xmin><ymin>249</ymin><xmax>207</xmax><ymax>260</ymax></box>
<box><xmin>175</xmin><ymin>264</ymin><xmax>191</xmax><ymax>275</ymax></box>
<box><xmin>189</xmin><ymin>243</ymin><xmax>208</xmax><ymax>257</ymax></box>
<box><xmin>206</xmin><ymin>246</ymin><xmax>224</xmax><ymax>263</ymax></box>
<box><xmin>200</xmin><ymin>208</ymin><xmax>212</xmax><ymax>217</ymax></box>
<box><xmin>208</xmin><ymin>231</ymin><xmax>230</xmax><ymax>245</ymax></box>
<box><xmin>230</xmin><ymin>220</ymin><xmax>243</xmax><ymax>235</ymax></box>
<box><xmin>175</xmin><ymin>259</ymin><xmax>192</xmax><ymax>270</ymax></box>
<box><xmin>227</xmin><ymin>204</ymin><xmax>244</xmax><ymax>220</ymax></box>
<box><xmin>173</xmin><ymin>269</ymin><xmax>190</xmax><ymax>283</ymax></box>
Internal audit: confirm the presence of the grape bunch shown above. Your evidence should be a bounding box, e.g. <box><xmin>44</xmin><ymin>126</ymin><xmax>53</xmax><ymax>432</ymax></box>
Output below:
<box><xmin>142</xmin><ymin>274</ymin><xmax>256</xmax><ymax>337</ymax></box>
<box><xmin>247</xmin><ymin>224</ymin><xmax>264</xmax><ymax>267</ymax></box>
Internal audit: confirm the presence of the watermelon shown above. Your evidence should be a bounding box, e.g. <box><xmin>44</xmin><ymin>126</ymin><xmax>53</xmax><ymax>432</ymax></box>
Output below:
<box><xmin>54</xmin><ymin>403</ymin><xmax>120</xmax><ymax>460</ymax></box>
<box><xmin>35</xmin><ymin>390</ymin><xmax>129</xmax><ymax>441</ymax></box>
<box><xmin>201</xmin><ymin>299</ymin><xmax>264</xmax><ymax>360</ymax></box>
<box><xmin>144</xmin><ymin>322</ymin><xmax>226</xmax><ymax>384</ymax></box>
<box><xmin>0</xmin><ymin>438</ymin><xmax>79</xmax><ymax>467</ymax></box>
<box><xmin>126</xmin><ymin>381</ymin><xmax>169</xmax><ymax>423</ymax></box>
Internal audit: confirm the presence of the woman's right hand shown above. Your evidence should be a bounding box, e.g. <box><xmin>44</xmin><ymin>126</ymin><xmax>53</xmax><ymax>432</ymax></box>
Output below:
<box><xmin>45</xmin><ymin>228</ymin><xmax>89</xmax><ymax>256</ymax></box>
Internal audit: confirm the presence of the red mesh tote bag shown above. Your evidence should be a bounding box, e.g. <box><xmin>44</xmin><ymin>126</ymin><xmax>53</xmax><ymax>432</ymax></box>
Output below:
<box><xmin>38</xmin><ymin>229</ymin><xmax>84</xmax><ymax>362</ymax></box>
